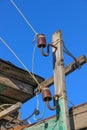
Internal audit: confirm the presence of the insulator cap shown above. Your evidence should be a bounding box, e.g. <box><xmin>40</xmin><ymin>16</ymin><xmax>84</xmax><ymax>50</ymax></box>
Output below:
<box><xmin>37</xmin><ymin>34</ymin><xmax>46</xmax><ymax>48</ymax></box>
<box><xmin>42</xmin><ymin>87</ymin><xmax>52</xmax><ymax>102</ymax></box>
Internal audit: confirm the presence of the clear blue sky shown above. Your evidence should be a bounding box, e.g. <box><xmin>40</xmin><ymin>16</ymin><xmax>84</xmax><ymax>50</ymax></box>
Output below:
<box><xmin>0</xmin><ymin>0</ymin><xmax>87</xmax><ymax>123</ymax></box>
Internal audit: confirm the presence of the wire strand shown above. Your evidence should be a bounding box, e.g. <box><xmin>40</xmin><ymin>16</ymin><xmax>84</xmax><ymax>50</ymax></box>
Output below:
<box><xmin>32</xmin><ymin>43</ymin><xmax>37</xmax><ymax>74</ymax></box>
<box><xmin>9</xmin><ymin>0</ymin><xmax>38</xmax><ymax>36</ymax></box>
<box><xmin>62</xmin><ymin>41</ymin><xmax>77</xmax><ymax>61</ymax></box>
<box><xmin>36</xmin><ymin>94</ymin><xmax>39</xmax><ymax>110</ymax></box>
<box><xmin>33</xmin><ymin>102</ymin><xmax>46</xmax><ymax>121</ymax></box>
<box><xmin>0</xmin><ymin>37</ymin><xmax>41</xmax><ymax>87</ymax></box>
<box><xmin>64</xmin><ymin>97</ymin><xmax>75</xmax><ymax>107</ymax></box>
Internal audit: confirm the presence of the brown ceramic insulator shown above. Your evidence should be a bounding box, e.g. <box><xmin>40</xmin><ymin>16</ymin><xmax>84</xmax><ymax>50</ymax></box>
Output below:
<box><xmin>37</xmin><ymin>34</ymin><xmax>46</xmax><ymax>48</ymax></box>
<box><xmin>42</xmin><ymin>87</ymin><xmax>52</xmax><ymax>102</ymax></box>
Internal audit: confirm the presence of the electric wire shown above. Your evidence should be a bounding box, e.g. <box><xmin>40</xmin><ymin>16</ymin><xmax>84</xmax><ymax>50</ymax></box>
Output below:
<box><xmin>36</xmin><ymin>94</ymin><xmax>39</xmax><ymax>111</ymax></box>
<box><xmin>62</xmin><ymin>40</ymin><xmax>81</xmax><ymax>69</ymax></box>
<box><xmin>64</xmin><ymin>97</ymin><xmax>75</xmax><ymax>107</ymax></box>
<box><xmin>5</xmin><ymin>109</ymin><xmax>35</xmax><ymax>128</ymax></box>
<box><xmin>59</xmin><ymin>96</ymin><xmax>75</xmax><ymax>108</ymax></box>
<box><xmin>19</xmin><ymin>109</ymin><xmax>39</xmax><ymax>125</ymax></box>
<box><xmin>32</xmin><ymin>43</ymin><xmax>47</xmax><ymax>120</ymax></box>
<box><xmin>62</xmin><ymin>40</ymin><xmax>77</xmax><ymax>61</ymax></box>
<box><xmin>5</xmin><ymin>114</ymin><xmax>19</xmax><ymax>129</ymax></box>
<box><xmin>31</xmin><ymin>43</ymin><xmax>40</xmax><ymax>110</ymax></box>
<box><xmin>9</xmin><ymin>0</ymin><xmax>38</xmax><ymax>37</ymax></box>
<box><xmin>33</xmin><ymin>102</ymin><xmax>46</xmax><ymax>121</ymax></box>
<box><xmin>0</xmin><ymin>37</ymin><xmax>41</xmax><ymax>88</ymax></box>
<box><xmin>32</xmin><ymin>43</ymin><xmax>37</xmax><ymax>74</ymax></box>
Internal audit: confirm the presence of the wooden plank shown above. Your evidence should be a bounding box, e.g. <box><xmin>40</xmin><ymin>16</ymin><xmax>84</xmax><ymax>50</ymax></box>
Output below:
<box><xmin>0</xmin><ymin>58</ymin><xmax>44</xmax><ymax>103</ymax></box>
<box><xmin>0</xmin><ymin>75</ymin><xmax>33</xmax><ymax>103</ymax></box>
<box><xmin>0</xmin><ymin>102</ymin><xmax>22</xmax><ymax>119</ymax></box>
<box><xmin>69</xmin><ymin>102</ymin><xmax>87</xmax><ymax>130</ymax></box>
<box><xmin>39</xmin><ymin>55</ymin><xmax>87</xmax><ymax>88</ymax></box>
<box><xmin>0</xmin><ymin>95</ymin><xmax>20</xmax><ymax>104</ymax></box>
<box><xmin>3</xmin><ymin>115</ymin><xmax>18</xmax><ymax>123</ymax></box>
<box><xmin>0</xmin><ymin>59</ymin><xmax>44</xmax><ymax>86</ymax></box>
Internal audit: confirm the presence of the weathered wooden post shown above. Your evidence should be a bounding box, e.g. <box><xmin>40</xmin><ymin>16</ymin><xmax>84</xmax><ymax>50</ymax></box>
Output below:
<box><xmin>52</xmin><ymin>30</ymin><xmax>70</xmax><ymax>130</ymax></box>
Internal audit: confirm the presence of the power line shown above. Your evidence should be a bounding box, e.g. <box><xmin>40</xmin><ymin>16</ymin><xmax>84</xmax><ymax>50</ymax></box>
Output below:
<box><xmin>62</xmin><ymin>40</ymin><xmax>77</xmax><ymax>61</ymax></box>
<box><xmin>9</xmin><ymin>0</ymin><xmax>38</xmax><ymax>37</ymax></box>
<box><xmin>33</xmin><ymin>102</ymin><xmax>46</xmax><ymax>121</ymax></box>
<box><xmin>32</xmin><ymin>43</ymin><xmax>37</xmax><ymax>74</ymax></box>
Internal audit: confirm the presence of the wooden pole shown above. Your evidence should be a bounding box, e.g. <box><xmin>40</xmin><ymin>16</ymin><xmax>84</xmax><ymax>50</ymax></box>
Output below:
<box><xmin>52</xmin><ymin>30</ymin><xmax>70</xmax><ymax>130</ymax></box>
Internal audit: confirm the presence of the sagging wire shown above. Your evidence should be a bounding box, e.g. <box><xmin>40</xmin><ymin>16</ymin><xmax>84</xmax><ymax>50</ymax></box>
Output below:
<box><xmin>32</xmin><ymin>43</ymin><xmax>40</xmax><ymax>111</ymax></box>
<box><xmin>32</xmin><ymin>42</ymin><xmax>46</xmax><ymax>121</ymax></box>
<box><xmin>5</xmin><ymin>115</ymin><xmax>18</xmax><ymax>129</ymax></box>
<box><xmin>5</xmin><ymin>103</ymin><xmax>46</xmax><ymax>128</ymax></box>
<box><xmin>0</xmin><ymin>37</ymin><xmax>41</xmax><ymax>90</ymax></box>
<box><xmin>21</xmin><ymin>109</ymin><xmax>39</xmax><ymax>124</ymax></box>
<box><xmin>5</xmin><ymin>108</ymin><xmax>39</xmax><ymax>129</ymax></box>
<box><xmin>62</xmin><ymin>40</ymin><xmax>81</xmax><ymax>69</ymax></box>
<box><xmin>32</xmin><ymin>43</ymin><xmax>37</xmax><ymax>74</ymax></box>
<box><xmin>9</xmin><ymin>0</ymin><xmax>38</xmax><ymax>41</ymax></box>
<box><xmin>63</xmin><ymin>41</ymin><xmax>77</xmax><ymax>61</ymax></box>
<box><xmin>33</xmin><ymin>102</ymin><xmax>46</xmax><ymax>121</ymax></box>
<box><xmin>58</xmin><ymin>96</ymin><xmax>75</xmax><ymax>109</ymax></box>
<box><xmin>64</xmin><ymin>97</ymin><xmax>75</xmax><ymax>108</ymax></box>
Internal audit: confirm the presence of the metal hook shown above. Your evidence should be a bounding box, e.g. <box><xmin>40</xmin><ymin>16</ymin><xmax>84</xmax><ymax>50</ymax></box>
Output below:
<box><xmin>46</xmin><ymin>100</ymin><xmax>56</xmax><ymax>110</ymax></box>
<box><xmin>40</xmin><ymin>44</ymin><xmax>57</xmax><ymax>57</ymax></box>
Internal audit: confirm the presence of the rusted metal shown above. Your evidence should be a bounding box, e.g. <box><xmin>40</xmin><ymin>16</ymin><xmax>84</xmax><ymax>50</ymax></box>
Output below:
<box><xmin>41</xmin><ymin>87</ymin><xmax>57</xmax><ymax>110</ymax></box>
<box><xmin>46</xmin><ymin>101</ymin><xmax>56</xmax><ymax>110</ymax></box>
<box><xmin>40</xmin><ymin>44</ymin><xmax>57</xmax><ymax>57</ymax></box>
<box><xmin>41</xmin><ymin>87</ymin><xmax>52</xmax><ymax>102</ymax></box>
<box><xmin>37</xmin><ymin>34</ymin><xmax>57</xmax><ymax>56</ymax></box>
<box><xmin>37</xmin><ymin>34</ymin><xmax>46</xmax><ymax>48</ymax></box>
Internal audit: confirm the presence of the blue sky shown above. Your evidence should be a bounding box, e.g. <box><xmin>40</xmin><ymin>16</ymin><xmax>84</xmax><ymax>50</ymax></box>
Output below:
<box><xmin>0</xmin><ymin>0</ymin><xmax>87</xmax><ymax>123</ymax></box>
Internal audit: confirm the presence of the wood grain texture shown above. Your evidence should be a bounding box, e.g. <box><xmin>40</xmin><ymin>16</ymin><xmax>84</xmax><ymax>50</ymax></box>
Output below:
<box><xmin>0</xmin><ymin>102</ymin><xmax>22</xmax><ymax>119</ymax></box>
<box><xmin>0</xmin><ymin>59</ymin><xmax>44</xmax><ymax>103</ymax></box>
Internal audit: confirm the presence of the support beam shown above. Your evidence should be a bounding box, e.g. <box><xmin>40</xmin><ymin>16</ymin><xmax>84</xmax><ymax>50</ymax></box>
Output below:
<box><xmin>39</xmin><ymin>55</ymin><xmax>87</xmax><ymax>88</ymax></box>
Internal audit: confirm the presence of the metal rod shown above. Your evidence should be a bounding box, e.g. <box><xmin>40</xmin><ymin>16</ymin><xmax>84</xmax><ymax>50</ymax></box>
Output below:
<box><xmin>40</xmin><ymin>44</ymin><xmax>57</xmax><ymax>57</ymax></box>
<box><xmin>46</xmin><ymin>101</ymin><xmax>56</xmax><ymax>110</ymax></box>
